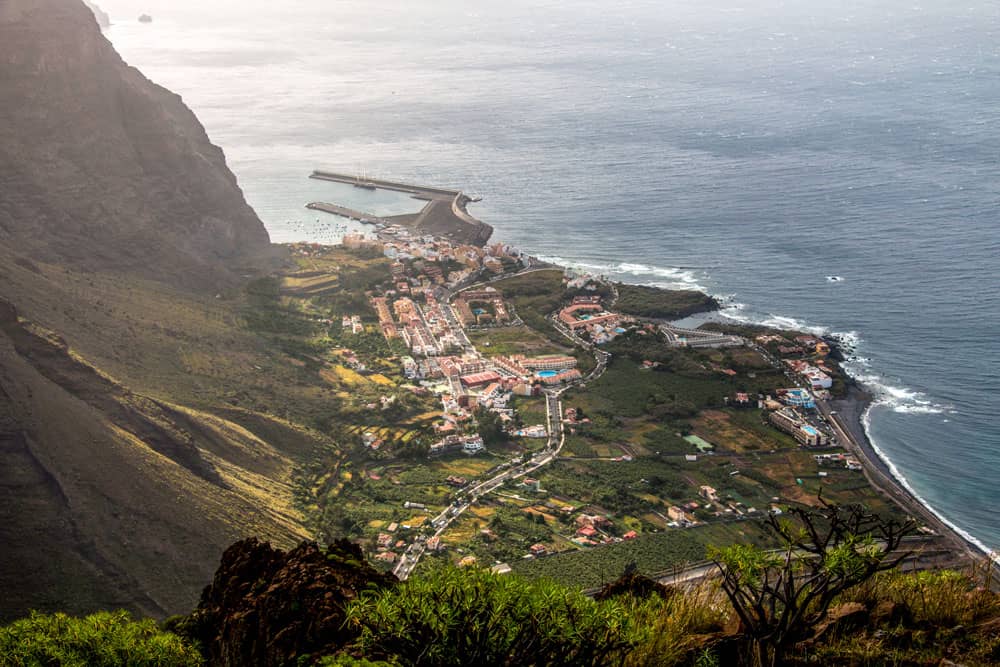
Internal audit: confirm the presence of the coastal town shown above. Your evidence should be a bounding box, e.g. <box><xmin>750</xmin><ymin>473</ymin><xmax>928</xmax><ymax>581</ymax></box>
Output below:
<box><xmin>7</xmin><ymin>6</ymin><xmax>998</xmax><ymax>663</ymax></box>
<box><xmin>285</xmin><ymin>203</ymin><xmax>921</xmax><ymax>582</ymax></box>
<box><xmin>274</xmin><ymin>174</ymin><xmax>968</xmax><ymax>588</ymax></box>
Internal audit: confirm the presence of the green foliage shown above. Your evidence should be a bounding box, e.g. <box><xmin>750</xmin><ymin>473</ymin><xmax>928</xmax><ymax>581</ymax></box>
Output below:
<box><xmin>513</xmin><ymin>528</ymin><xmax>713</xmax><ymax>588</ymax></box>
<box><xmin>0</xmin><ymin>610</ymin><xmax>202</xmax><ymax>666</ymax></box>
<box><xmin>613</xmin><ymin>283</ymin><xmax>717</xmax><ymax>319</ymax></box>
<box><xmin>316</xmin><ymin>656</ymin><xmax>398</xmax><ymax>667</ymax></box>
<box><xmin>624</xmin><ymin>583</ymin><xmax>732</xmax><ymax>667</ymax></box>
<box><xmin>848</xmin><ymin>567</ymin><xmax>1000</xmax><ymax>628</ymax></box>
<box><xmin>569</xmin><ymin>354</ymin><xmax>725</xmax><ymax>420</ymax></box>
<box><xmin>474</xmin><ymin>408</ymin><xmax>506</xmax><ymax>446</ymax></box>
<box><xmin>344</xmin><ymin>566</ymin><xmax>660</xmax><ymax>666</ymax></box>
<box><xmin>709</xmin><ymin>543</ymin><xmax>783</xmax><ymax>588</ymax></box>
<box><xmin>492</xmin><ymin>270</ymin><xmax>571</xmax><ymax>345</ymax></box>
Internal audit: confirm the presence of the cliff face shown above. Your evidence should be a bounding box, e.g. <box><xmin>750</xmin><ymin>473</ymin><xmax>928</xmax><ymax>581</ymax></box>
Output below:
<box><xmin>0</xmin><ymin>0</ymin><xmax>275</xmax><ymax>290</ymax></box>
<box><xmin>0</xmin><ymin>0</ymin><xmax>311</xmax><ymax>621</ymax></box>
<box><xmin>82</xmin><ymin>1</ymin><xmax>109</xmax><ymax>28</ymax></box>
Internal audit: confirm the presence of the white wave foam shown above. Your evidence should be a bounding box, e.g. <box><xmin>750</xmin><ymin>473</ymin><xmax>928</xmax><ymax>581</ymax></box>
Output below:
<box><xmin>543</xmin><ymin>254</ymin><xmax>955</xmax><ymax>421</ymax></box>
<box><xmin>829</xmin><ymin>330</ymin><xmax>861</xmax><ymax>349</ymax></box>
<box><xmin>716</xmin><ymin>307</ymin><xmax>951</xmax><ymax>418</ymax></box>
<box><xmin>537</xmin><ymin>255</ymin><xmax>707</xmax><ymax>291</ymax></box>
<box><xmin>860</xmin><ymin>405</ymin><xmax>998</xmax><ymax>561</ymax></box>
<box><xmin>850</xmin><ymin>372</ymin><xmax>952</xmax><ymax>415</ymax></box>
<box><xmin>717</xmin><ymin>307</ymin><xmax>830</xmax><ymax>337</ymax></box>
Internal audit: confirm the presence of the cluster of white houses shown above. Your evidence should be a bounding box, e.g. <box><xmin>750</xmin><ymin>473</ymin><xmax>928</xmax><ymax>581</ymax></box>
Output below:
<box><xmin>784</xmin><ymin>358</ymin><xmax>834</xmax><ymax>390</ymax></box>
<box><xmin>425</xmin><ymin>353</ymin><xmax>584</xmax><ymax>455</ymax></box>
<box><xmin>343</xmin><ymin>230</ymin><xmax>526</xmax><ymax>283</ymax></box>
<box><xmin>429</xmin><ymin>434</ymin><xmax>485</xmax><ymax>457</ymax></box>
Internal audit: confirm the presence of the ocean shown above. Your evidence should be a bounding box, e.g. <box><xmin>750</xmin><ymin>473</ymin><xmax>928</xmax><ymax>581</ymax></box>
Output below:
<box><xmin>98</xmin><ymin>0</ymin><xmax>1000</xmax><ymax>553</ymax></box>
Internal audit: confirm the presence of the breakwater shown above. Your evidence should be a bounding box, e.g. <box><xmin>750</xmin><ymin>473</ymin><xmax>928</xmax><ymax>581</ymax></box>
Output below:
<box><xmin>308</xmin><ymin>170</ymin><xmax>493</xmax><ymax>246</ymax></box>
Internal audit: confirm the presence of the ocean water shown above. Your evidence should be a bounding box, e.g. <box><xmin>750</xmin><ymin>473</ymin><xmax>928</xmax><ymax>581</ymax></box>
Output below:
<box><xmin>99</xmin><ymin>0</ymin><xmax>1000</xmax><ymax>552</ymax></box>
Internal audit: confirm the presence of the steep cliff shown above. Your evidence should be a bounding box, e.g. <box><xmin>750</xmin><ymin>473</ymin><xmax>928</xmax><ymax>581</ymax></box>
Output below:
<box><xmin>0</xmin><ymin>0</ymin><xmax>276</xmax><ymax>290</ymax></box>
<box><xmin>83</xmin><ymin>1</ymin><xmax>109</xmax><ymax>28</ymax></box>
<box><xmin>0</xmin><ymin>0</ymin><xmax>315</xmax><ymax>621</ymax></box>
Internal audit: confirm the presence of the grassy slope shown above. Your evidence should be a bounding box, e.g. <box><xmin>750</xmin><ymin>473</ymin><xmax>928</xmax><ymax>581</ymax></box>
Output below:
<box><xmin>0</xmin><ymin>251</ymin><xmax>341</xmax><ymax>620</ymax></box>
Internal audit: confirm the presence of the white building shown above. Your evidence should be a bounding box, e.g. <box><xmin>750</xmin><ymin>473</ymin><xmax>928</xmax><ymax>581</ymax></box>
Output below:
<box><xmin>463</xmin><ymin>436</ymin><xmax>485</xmax><ymax>454</ymax></box>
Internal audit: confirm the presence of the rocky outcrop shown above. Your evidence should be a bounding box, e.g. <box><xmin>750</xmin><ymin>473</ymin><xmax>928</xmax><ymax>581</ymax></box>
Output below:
<box><xmin>594</xmin><ymin>566</ymin><xmax>677</xmax><ymax>602</ymax></box>
<box><xmin>178</xmin><ymin>538</ymin><xmax>396</xmax><ymax>667</ymax></box>
<box><xmin>0</xmin><ymin>0</ymin><xmax>278</xmax><ymax>291</ymax></box>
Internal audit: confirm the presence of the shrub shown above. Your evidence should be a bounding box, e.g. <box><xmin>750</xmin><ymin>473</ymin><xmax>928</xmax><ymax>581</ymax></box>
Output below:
<box><xmin>710</xmin><ymin>497</ymin><xmax>915</xmax><ymax>666</ymax></box>
<box><xmin>847</xmin><ymin>567</ymin><xmax>1000</xmax><ymax>627</ymax></box>
<box><xmin>0</xmin><ymin>610</ymin><xmax>202</xmax><ymax>666</ymax></box>
<box><xmin>344</xmin><ymin>566</ymin><xmax>662</xmax><ymax>665</ymax></box>
<box><xmin>625</xmin><ymin>581</ymin><xmax>732</xmax><ymax>667</ymax></box>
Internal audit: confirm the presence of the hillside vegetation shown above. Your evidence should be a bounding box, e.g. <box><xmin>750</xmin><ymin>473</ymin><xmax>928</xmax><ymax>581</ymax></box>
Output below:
<box><xmin>613</xmin><ymin>284</ymin><xmax>718</xmax><ymax>320</ymax></box>
<box><xmin>3</xmin><ymin>544</ymin><xmax>997</xmax><ymax>666</ymax></box>
<box><xmin>0</xmin><ymin>611</ymin><xmax>201</xmax><ymax>667</ymax></box>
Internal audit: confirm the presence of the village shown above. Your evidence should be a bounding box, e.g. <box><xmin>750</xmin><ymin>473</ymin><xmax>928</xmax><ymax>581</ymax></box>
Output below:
<box><xmin>279</xmin><ymin>211</ymin><xmax>889</xmax><ymax>581</ymax></box>
<box><xmin>339</xmin><ymin>226</ymin><xmax>635</xmax><ymax>459</ymax></box>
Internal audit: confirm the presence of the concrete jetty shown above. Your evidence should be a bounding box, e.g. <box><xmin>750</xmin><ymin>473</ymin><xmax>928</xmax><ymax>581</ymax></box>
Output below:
<box><xmin>307</xmin><ymin>170</ymin><xmax>493</xmax><ymax>246</ymax></box>
<box><xmin>305</xmin><ymin>202</ymin><xmax>392</xmax><ymax>226</ymax></box>
<box><xmin>310</xmin><ymin>170</ymin><xmax>461</xmax><ymax>199</ymax></box>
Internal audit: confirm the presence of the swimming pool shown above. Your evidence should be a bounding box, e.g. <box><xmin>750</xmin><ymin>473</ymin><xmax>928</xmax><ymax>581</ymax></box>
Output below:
<box><xmin>536</xmin><ymin>370</ymin><xmax>558</xmax><ymax>379</ymax></box>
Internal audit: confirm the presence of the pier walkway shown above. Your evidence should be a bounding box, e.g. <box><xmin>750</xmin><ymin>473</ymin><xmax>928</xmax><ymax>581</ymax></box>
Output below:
<box><xmin>305</xmin><ymin>202</ymin><xmax>392</xmax><ymax>226</ymax></box>
<box><xmin>310</xmin><ymin>170</ymin><xmax>460</xmax><ymax>199</ymax></box>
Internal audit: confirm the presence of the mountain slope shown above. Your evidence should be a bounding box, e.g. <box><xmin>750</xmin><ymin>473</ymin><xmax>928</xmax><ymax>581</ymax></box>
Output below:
<box><xmin>0</xmin><ymin>0</ymin><xmax>319</xmax><ymax>620</ymax></box>
<box><xmin>0</xmin><ymin>0</ymin><xmax>276</xmax><ymax>290</ymax></box>
<box><xmin>0</xmin><ymin>288</ymin><xmax>311</xmax><ymax>620</ymax></box>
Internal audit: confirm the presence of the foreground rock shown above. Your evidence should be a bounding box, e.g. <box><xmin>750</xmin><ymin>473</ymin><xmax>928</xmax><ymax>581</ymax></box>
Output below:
<box><xmin>177</xmin><ymin>538</ymin><xmax>396</xmax><ymax>667</ymax></box>
<box><xmin>593</xmin><ymin>566</ymin><xmax>677</xmax><ymax>602</ymax></box>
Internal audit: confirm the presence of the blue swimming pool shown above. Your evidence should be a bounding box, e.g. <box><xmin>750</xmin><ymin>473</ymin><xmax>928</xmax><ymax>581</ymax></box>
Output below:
<box><xmin>536</xmin><ymin>370</ymin><xmax>558</xmax><ymax>379</ymax></box>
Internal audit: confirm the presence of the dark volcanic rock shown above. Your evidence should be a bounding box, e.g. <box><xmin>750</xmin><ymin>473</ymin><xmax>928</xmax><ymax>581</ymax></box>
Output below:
<box><xmin>594</xmin><ymin>565</ymin><xmax>677</xmax><ymax>602</ymax></box>
<box><xmin>0</xmin><ymin>299</ymin><xmax>17</xmax><ymax>325</ymax></box>
<box><xmin>181</xmin><ymin>538</ymin><xmax>396</xmax><ymax>667</ymax></box>
<box><xmin>0</xmin><ymin>0</ymin><xmax>278</xmax><ymax>290</ymax></box>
